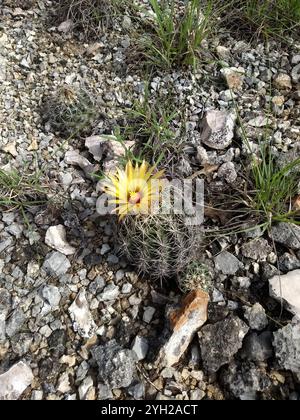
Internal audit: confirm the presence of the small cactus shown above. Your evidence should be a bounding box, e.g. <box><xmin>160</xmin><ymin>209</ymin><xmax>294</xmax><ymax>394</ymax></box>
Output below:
<box><xmin>54</xmin><ymin>0</ymin><xmax>130</xmax><ymax>38</ymax></box>
<box><xmin>41</xmin><ymin>86</ymin><xmax>98</xmax><ymax>138</ymax></box>
<box><xmin>178</xmin><ymin>261</ymin><xmax>213</xmax><ymax>294</ymax></box>
<box><xmin>117</xmin><ymin>213</ymin><xmax>203</xmax><ymax>281</ymax></box>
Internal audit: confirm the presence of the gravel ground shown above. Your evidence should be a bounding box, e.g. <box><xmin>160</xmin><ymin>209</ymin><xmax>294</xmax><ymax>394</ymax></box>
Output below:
<box><xmin>0</xmin><ymin>0</ymin><xmax>300</xmax><ymax>400</ymax></box>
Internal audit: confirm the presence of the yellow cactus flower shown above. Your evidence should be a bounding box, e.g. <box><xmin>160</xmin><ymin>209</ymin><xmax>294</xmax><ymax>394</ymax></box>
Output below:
<box><xmin>103</xmin><ymin>161</ymin><xmax>164</xmax><ymax>219</ymax></box>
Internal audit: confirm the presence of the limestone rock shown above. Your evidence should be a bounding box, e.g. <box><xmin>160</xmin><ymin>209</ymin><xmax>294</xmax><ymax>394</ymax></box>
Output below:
<box><xmin>45</xmin><ymin>225</ymin><xmax>75</xmax><ymax>256</ymax></box>
<box><xmin>273</xmin><ymin>320</ymin><xmax>300</xmax><ymax>381</ymax></box>
<box><xmin>269</xmin><ymin>270</ymin><xmax>300</xmax><ymax>318</ymax></box>
<box><xmin>92</xmin><ymin>340</ymin><xmax>137</xmax><ymax>389</ymax></box>
<box><xmin>198</xmin><ymin>314</ymin><xmax>249</xmax><ymax>372</ymax></box>
<box><xmin>160</xmin><ymin>290</ymin><xmax>209</xmax><ymax>367</ymax></box>
<box><xmin>200</xmin><ymin>110</ymin><xmax>236</xmax><ymax>150</ymax></box>
<box><xmin>0</xmin><ymin>362</ymin><xmax>33</xmax><ymax>400</ymax></box>
<box><xmin>69</xmin><ymin>290</ymin><xmax>97</xmax><ymax>338</ymax></box>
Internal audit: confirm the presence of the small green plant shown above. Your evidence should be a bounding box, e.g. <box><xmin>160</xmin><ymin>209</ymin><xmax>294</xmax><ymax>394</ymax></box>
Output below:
<box><xmin>0</xmin><ymin>165</ymin><xmax>48</xmax><ymax>212</ymax></box>
<box><xmin>125</xmin><ymin>88</ymin><xmax>184</xmax><ymax>169</ymax></box>
<box><xmin>248</xmin><ymin>144</ymin><xmax>300</xmax><ymax>229</ymax></box>
<box><xmin>41</xmin><ymin>86</ymin><xmax>98</xmax><ymax>139</ymax></box>
<box><xmin>118</xmin><ymin>213</ymin><xmax>203</xmax><ymax>281</ymax></box>
<box><xmin>179</xmin><ymin>261</ymin><xmax>213</xmax><ymax>293</ymax></box>
<box><xmin>144</xmin><ymin>0</ymin><xmax>214</xmax><ymax>69</ymax></box>
<box><xmin>222</xmin><ymin>0</ymin><xmax>300</xmax><ymax>41</ymax></box>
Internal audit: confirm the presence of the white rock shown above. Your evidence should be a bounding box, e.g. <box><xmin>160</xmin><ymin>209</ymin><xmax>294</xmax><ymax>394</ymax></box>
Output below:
<box><xmin>85</xmin><ymin>136</ymin><xmax>110</xmax><ymax>161</ymax></box>
<box><xmin>69</xmin><ymin>290</ymin><xmax>97</xmax><ymax>338</ymax></box>
<box><xmin>65</xmin><ymin>150</ymin><xmax>94</xmax><ymax>173</ymax></box>
<box><xmin>274</xmin><ymin>73</ymin><xmax>292</xmax><ymax>90</ymax></box>
<box><xmin>248</xmin><ymin>116</ymin><xmax>269</xmax><ymax>127</ymax></box>
<box><xmin>1</xmin><ymin>142</ymin><xmax>17</xmax><ymax>157</ymax></box>
<box><xmin>132</xmin><ymin>336</ymin><xmax>149</xmax><ymax>360</ymax></box>
<box><xmin>45</xmin><ymin>225</ymin><xmax>75</xmax><ymax>255</ymax></box>
<box><xmin>0</xmin><ymin>34</ymin><xmax>8</xmax><ymax>46</ymax></box>
<box><xmin>78</xmin><ymin>376</ymin><xmax>94</xmax><ymax>400</ymax></box>
<box><xmin>41</xmin><ymin>285</ymin><xmax>61</xmax><ymax>309</ymax></box>
<box><xmin>292</xmin><ymin>64</ymin><xmax>300</xmax><ymax>83</ymax></box>
<box><xmin>200</xmin><ymin>110</ymin><xmax>236</xmax><ymax>150</ymax></box>
<box><xmin>31</xmin><ymin>390</ymin><xmax>43</xmax><ymax>400</ymax></box>
<box><xmin>269</xmin><ymin>270</ymin><xmax>300</xmax><ymax>318</ymax></box>
<box><xmin>143</xmin><ymin>306</ymin><xmax>156</xmax><ymax>323</ymax></box>
<box><xmin>221</xmin><ymin>67</ymin><xmax>245</xmax><ymax>90</ymax></box>
<box><xmin>100</xmin><ymin>244</ymin><xmax>110</xmax><ymax>255</ymax></box>
<box><xmin>98</xmin><ymin>283</ymin><xmax>119</xmax><ymax>301</ymax></box>
<box><xmin>39</xmin><ymin>325</ymin><xmax>52</xmax><ymax>338</ymax></box>
<box><xmin>59</xmin><ymin>355</ymin><xmax>76</xmax><ymax>367</ymax></box>
<box><xmin>0</xmin><ymin>362</ymin><xmax>33</xmax><ymax>400</ymax></box>
<box><xmin>57</xmin><ymin>372</ymin><xmax>71</xmax><ymax>393</ymax></box>
<box><xmin>59</xmin><ymin>172</ymin><xmax>73</xmax><ymax>189</ymax></box>
<box><xmin>57</xmin><ymin>20</ymin><xmax>73</xmax><ymax>33</ymax></box>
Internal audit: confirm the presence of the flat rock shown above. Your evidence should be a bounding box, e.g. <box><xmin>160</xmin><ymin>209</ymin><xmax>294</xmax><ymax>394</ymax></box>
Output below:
<box><xmin>1</xmin><ymin>141</ymin><xmax>17</xmax><ymax>157</ymax></box>
<box><xmin>42</xmin><ymin>251</ymin><xmax>71</xmax><ymax>277</ymax></box>
<box><xmin>274</xmin><ymin>73</ymin><xmax>292</xmax><ymax>90</ymax></box>
<box><xmin>269</xmin><ymin>270</ymin><xmax>300</xmax><ymax>318</ymax></box>
<box><xmin>97</xmin><ymin>283</ymin><xmax>119</xmax><ymax>301</ymax></box>
<box><xmin>214</xmin><ymin>251</ymin><xmax>241</xmax><ymax>275</ymax></box>
<box><xmin>270</xmin><ymin>222</ymin><xmax>300</xmax><ymax>250</ymax></box>
<box><xmin>222</xmin><ymin>362</ymin><xmax>271</xmax><ymax>400</ymax></box>
<box><xmin>273</xmin><ymin>320</ymin><xmax>300</xmax><ymax>381</ymax></box>
<box><xmin>41</xmin><ymin>285</ymin><xmax>61</xmax><ymax>310</ymax></box>
<box><xmin>241</xmin><ymin>238</ymin><xmax>272</xmax><ymax>261</ymax></box>
<box><xmin>45</xmin><ymin>225</ymin><xmax>75</xmax><ymax>256</ymax></box>
<box><xmin>198</xmin><ymin>314</ymin><xmax>249</xmax><ymax>372</ymax></box>
<box><xmin>292</xmin><ymin>63</ymin><xmax>300</xmax><ymax>83</ymax></box>
<box><xmin>200</xmin><ymin>110</ymin><xmax>236</xmax><ymax>150</ymax></box>
<box><xmin>221</xmin><ymin>67</ymin><xmax>245</xmax><ymax>90</ymax></box>
<box><xmin>5</xmin><ymin>307</ymin><xmax>26</xmax><ymax>338</ymax></box>
<box><xmin>0</xmin><ymin>362</ymin><xmax>33</xmax><ymax>400</ymax></box>
<box><xmin>64</xmin><ymin>150</ymin><xmax>94</xmax><ymax>175</ymax></box>
<box><xmin>57</xmin><ymin>19</ymin><xmax>73</xmax><ymax>33</ymax></box>
<box><xmin>69</xmin><ymin>290</ymin><xmax>96</xmax><ymax>339</ymax></box>
<box><xmin>244</xmin><ymin>303</ymin><xmax>268</xmax><ymax>330</ymax></box>
<box><xmin>160</xmin><ymin>290</ymin><xmax>209</xmax><ymax>367</ymax></box>
<box><xmin>131</xmin><ymin>336</ymin><xmax>149</xmax><ymax>361</ymax></box>
<box><xmin>0</xmin><ymin>289</ymin><xmax>11</xmax><ymax>342</ymax></box>
<box><xmin>85</xmin><ymin>135</ymin><xmax>111</xmax><ymax>161</ymax></box>
<box><xmin>247</xmin><ymin>116</ymin><xmax>269</xmax><ymax>127</ymax></box>
<box><xmin>92</xmin><ymin>340</ymin><xmax>137</xmax><ymax>389</ymax></box>
<box><xmin>241</xmin><ymin>332</ymin><xmax>273</xmax><ymax>362</ymax></box>
<box><xmin>218</xmin><ymin>161</ymin><xmax>237</xmax><ymax>184</ymax></box>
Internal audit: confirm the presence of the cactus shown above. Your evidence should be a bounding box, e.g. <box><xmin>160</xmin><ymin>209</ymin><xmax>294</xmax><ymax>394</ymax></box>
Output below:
<box><xmin>54</xmin><ymin>0</ymin><xmax>131</xmax><ymax>38</ymax></box>
<box><xmin>178</xmin><ymin>261</ymin><xmax>213</xmax><ymax>294</ymax></box>
<box><xmin>41</xmin><ymin>86</ymin><xmax>98</xmax><ymax>138</ymax></box>
<box><xmin>117</xmin><ymin>213</ymin><xmax>203</xmax><ymax>281</ymax></box>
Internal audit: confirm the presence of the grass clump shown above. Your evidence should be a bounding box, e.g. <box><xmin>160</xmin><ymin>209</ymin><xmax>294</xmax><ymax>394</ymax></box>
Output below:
<box><xmin>247</xmin><ymin>144</ymin><xmax>300</xmax><ymax>229</ymax></box>
<box><xmin>41</xmin><ymin>86</ymin><xmax>98</xmax><ymax>139</ymax></box>
<box><xmin>118</xmin><ymin>213</ymin><xmax>203</xmax><ymax>281</ymax></box>
<box><xmin>125</xmin><ymin>89</ymin><xmax>184</xmax><ymax>170</ymax></box>
<box><xmin>222</xmin><ymin>0</ymin><xmax>300</xmax><ymax>41</ymax></box>
<box><xmin>0</xmin><ymin>165</ymin><xmax>48</xmax><ymax>212</ymax></box>
<box><xmin>144</xmin><ymin>0</ymin><xmax>214</xmax><ymax>69</ymax></box>
<box><xmin>208</xmin><ymin>137</ymin><xmax>300</xmax><ymax>236</ymax></box>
